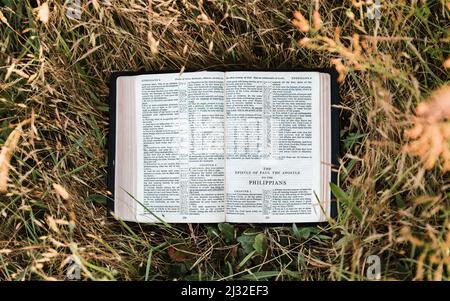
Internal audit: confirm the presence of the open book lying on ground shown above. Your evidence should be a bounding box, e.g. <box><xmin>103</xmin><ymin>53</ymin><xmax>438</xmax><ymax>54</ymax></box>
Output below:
<box><xmin>108</xmin><ymin>70</ymin><xmax>339</xmax><ymax>223</ymax></box>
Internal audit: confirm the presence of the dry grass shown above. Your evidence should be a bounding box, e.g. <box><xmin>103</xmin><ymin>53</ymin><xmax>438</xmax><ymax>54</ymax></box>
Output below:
<box><xmin>0</xmin><ymin>0</ymin><xmax>449</xmax><ymax>280</ymax></box>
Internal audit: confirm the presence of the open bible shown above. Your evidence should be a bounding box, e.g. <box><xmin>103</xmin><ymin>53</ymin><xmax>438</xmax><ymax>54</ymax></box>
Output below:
<box><xmin>108</xmin><ymin>70</ymin><xmax>339</xmax><ymax>223</ymax></box>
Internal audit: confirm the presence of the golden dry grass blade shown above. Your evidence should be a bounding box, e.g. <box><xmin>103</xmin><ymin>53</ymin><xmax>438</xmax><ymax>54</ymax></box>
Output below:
<box><xmin>0</xmin><ymin>119</ymin><xmax>31</xmax><ymax>193</ymax></box>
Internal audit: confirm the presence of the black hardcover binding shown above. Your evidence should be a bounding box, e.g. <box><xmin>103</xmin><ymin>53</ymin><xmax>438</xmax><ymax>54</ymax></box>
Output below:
<box><xmin>107</xmin><ymin>68</ymin><xmax>340</xmax><ymax>222</ymax></box>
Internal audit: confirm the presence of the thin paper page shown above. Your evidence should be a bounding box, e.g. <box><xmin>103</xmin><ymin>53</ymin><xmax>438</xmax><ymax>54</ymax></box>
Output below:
<box><xmin>224</xmin><ymin>71</ymin><xmax>322</xmax><ymax>223</ymax></box>
<box><xmin>134</xmin><ymin>71</ymin><xmax>226</xmax><ymax>223</ymax></box>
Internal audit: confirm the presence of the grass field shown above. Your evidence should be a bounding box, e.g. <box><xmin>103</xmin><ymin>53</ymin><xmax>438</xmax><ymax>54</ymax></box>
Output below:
<box><xmin>0</xmin><ymin>0</ymin><xmax>449</xmax><ymax>280</ymax></box>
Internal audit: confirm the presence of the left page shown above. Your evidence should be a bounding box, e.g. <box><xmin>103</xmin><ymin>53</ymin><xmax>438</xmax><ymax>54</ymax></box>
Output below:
<box><xmin>133</xmin><ymin>71</ymin><xmax>226</xmax><ymax>223</ymax></box>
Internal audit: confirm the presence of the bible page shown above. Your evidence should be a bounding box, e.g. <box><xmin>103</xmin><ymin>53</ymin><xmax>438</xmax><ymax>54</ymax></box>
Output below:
<box><xmin>224</xmin><ymin>71</ymin><xmax>324</xmax><ymax>223</ymax></box>
<box><xmin>134</xmin><ymin>71</ymin><xmax>226</xmax><ymax>223</ymax></box>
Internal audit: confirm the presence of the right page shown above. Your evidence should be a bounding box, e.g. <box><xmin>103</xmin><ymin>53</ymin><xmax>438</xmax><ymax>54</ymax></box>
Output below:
<box><xmin>224</xmin><ymin>71</ymin><xmax>327</xmax><ymax>223</ymax></box>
